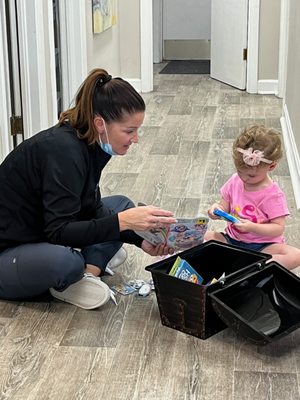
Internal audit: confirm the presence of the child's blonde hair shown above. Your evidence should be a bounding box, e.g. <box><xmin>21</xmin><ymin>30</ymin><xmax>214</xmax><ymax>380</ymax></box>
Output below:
<box><xmin>233</xmin><ymin>125</ymin><xmax>283</xmax><ymax>169</ymax></box>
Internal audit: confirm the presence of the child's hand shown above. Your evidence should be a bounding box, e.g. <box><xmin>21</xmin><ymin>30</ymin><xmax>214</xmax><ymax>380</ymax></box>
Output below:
<box><xmin>207</xmin><ymin>203</ymin><xmax>225</xmax><ymax>220</ymax></box>
<box><xmin>234</xmin><ymin>218</ymin><xmax>256</xmax><ymax>233</ymax></box>
<box><xmin>234</xmin><ymin>217</ymin><xmax>285</xmax><ymax>237</ymax></box>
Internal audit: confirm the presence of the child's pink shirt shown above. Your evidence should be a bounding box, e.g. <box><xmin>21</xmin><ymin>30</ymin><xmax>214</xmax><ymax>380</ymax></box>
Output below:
<box><xmin>221</xmin><ymin>173</ymin><xmax>289</xmax><ymax>243</ymax></box>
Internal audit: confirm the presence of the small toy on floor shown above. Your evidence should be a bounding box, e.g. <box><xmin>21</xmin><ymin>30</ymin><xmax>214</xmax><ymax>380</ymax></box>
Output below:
<box><xmin>111</xmin><ymin>279</ymin><xmax>154</xmax><ymax>299</ymax></box>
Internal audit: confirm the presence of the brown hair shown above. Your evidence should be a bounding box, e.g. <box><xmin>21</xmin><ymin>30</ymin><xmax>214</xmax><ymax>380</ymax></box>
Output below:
<box><xmin>58</xmin><ymin>68</ymin><xmax>146</xmax><ymax>144</ymax></box>
<box><xmin>233</xmin><ymin>124</ymin><xmax>283</xmax><ymax>169</ymax></box>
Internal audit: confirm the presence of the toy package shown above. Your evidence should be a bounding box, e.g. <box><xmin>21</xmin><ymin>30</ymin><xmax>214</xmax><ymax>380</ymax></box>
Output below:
<box><xmin>135</xmin><ymin>214</ymin><xmax>209</xmax><ymax>251</ymax></box>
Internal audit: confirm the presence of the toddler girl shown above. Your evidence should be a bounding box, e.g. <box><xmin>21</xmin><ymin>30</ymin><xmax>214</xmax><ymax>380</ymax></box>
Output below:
<box><xmin>205</xmin><ymin>124</ymin><xmax>300</xmax><ymax>270</ymax></box>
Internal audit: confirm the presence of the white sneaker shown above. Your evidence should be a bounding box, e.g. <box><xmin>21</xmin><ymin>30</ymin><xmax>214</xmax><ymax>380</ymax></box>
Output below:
<box><xmin>50</xmin><ymin>273</ymin><xmax>111</xmax><ymax>309</ymax></box>
<box><xmin>106</xmin><ymin>247</ymin><xmax>127</xmax><ymax>270</ymax></box>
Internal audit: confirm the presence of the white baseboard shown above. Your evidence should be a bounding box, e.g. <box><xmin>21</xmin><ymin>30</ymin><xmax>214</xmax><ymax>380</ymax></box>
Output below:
<box><xmin>281</xmin><ymin>104</ymin><xmax>300</xmax><ymax>209</ymax></box>
<box><xmin>257</xmin><ymin>79</ymin><xmax>278</xmax><ymax>95</ymax></box>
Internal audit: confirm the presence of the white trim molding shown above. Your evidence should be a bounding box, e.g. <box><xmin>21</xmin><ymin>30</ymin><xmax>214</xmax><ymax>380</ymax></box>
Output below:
<box><xmin>16</xmin><ymin>0</ymin><xmax>57</xmax><ymax>138</ymax></box>
<box><xmin>140</xmin><ymin>0</ymin><xmax>153</xmax><ymax>93</ymax></box>
<box><xmin>278</xmin><ymin>0</ymin><xmax>289</xmax><ymax>99</ymax></box>
<box><xmin>257</xmin><ymin>79</ymin><xmax>278</xmax><ymax>94</ymax></box>
<box><xmin>153</xmin><ymin>0</ymin><xmax>163</xmax><ymax>63</ymax></box>
<box><xmin>246</xmin><ymin>0</ymin><xmax>260</xmax><ymax>93</ymax></box>
<box><xmin>59</xmin><ymin>0</ymin><xmax>88</xmax><ymax>108</ymax></box>
<box><xmin>281</xmin><ymin>104</ymin><xmax>300</xmax><ymax>209</ymax></box>
<box><xmin>0</xmin><ymin>0</ymin><xmax>12</xmax><ymax>160</ymax></box>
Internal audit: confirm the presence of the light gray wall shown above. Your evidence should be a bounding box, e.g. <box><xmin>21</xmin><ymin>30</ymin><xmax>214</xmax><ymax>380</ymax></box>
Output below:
<box><xmin>118</xmin><ymin>0</ymin><xmax>140</xmax><ymax>78</ymax></box>
<box><xmin>86</xmin><ymin>1</ymin><xmax>120</xmax><ymax>76</ymax></box>
<box><xmin>86</xmin><ymin>0</ymin><xmax>140</xmax><ymax>78</ymax></box>
<box><xmin>163</xmin><ymin>0</ymin><xmax>211</xmax><ymax>40</ymax></box>
<box><xmin>285</xmin><ymin>0</ymin><xmax>300</xmax><ymax>149</ymax></box>
<box><xmin>258</xmin><ymin>0</ymin><xmax>280</xmax><ymax>79</ymax></box>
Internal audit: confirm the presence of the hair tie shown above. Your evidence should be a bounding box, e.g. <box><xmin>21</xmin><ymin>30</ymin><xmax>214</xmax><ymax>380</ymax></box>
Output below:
<box><xmin>237</xmin><ymin>147</ymin><xmax>272</xmax><ymax>166</ymax></box>
<box><xmin>96</xmin><ymin>74</ymin><xmax>112</xmax><ymax>87</ymax></box>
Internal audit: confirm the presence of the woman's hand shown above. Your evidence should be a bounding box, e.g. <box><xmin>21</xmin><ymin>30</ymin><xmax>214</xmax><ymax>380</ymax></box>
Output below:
<box><xmin>141</xmin><ymin>240</ymin><xmax>175</xmax><ymax>257</ymax></box>
<box><xmin>118</xmin><ymin>205</ymin><xmax>177</xmax><ymax>232</ymax></box>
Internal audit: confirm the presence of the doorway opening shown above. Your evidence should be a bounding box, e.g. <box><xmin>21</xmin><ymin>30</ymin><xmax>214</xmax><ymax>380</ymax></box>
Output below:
<box><xmin>149</xmin><ymin>0</ymin><xmax>260</xmax><ymax>93</ymax></box>
<box><xmin>153</xmin><ymin>0</ymin><xmax>211</xmax><ymax>75</ymax></box>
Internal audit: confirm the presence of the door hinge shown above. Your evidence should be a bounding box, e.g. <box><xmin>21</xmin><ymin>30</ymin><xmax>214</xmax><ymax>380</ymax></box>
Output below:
<box><xmin>10</xmin><ymin>115</ymin><xmax>23</xmax><ymax>136</ymax></box>
<box><xmin>243</xmin><ymin>48</ymin><xmax>248</xmax><ymax>61</ymax></box>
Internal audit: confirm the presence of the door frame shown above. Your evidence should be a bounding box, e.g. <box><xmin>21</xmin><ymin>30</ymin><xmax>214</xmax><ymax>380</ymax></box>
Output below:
<box><xmin>0</xmin><ymin>0</ymin><xmax>88</xmax><ymax>161</ymax></box>
<box><xmin>246</xmin><ymin>0</ymin><xmax>260</xmax><ymax>93</ymax></box>
<box><xmin>0</xmin><ymin>0</ymin><xmax>58</xmax><ymax>151</ymax></box>
<box><xmin>278</xmin><ymin>0</ymin><xmax>289</xmax><ymax>98</ymax></box>
<box><xmin>140</xmin><ymin>1</ymin><xmax>153</xmax><ymax>92</ymax></box>
<box><xmin>152</xmin><ymin>0</ymin><xmax>163</xmax><ymax>63</ymax></box>
<box><xmin>142</xmin><ymin>0</ymin><xmax>260</xmax><ymax>93</ymax></box>
<box><xmin>59</xmin><ymin>0</ymin><xmax>88</xmax><ymax>109</ymax></box>
<box><xmin>16</xmin><ymin>0</ymin><xmax>57</xmax><ymax>138</ymax></box>
<box><xmin>17</xmin><ymin>0</ymin><xmax>88</xmax><ymax>132</ymax></box>
<box><xmin>0</xmin><ymin>0</ymin><xmax>12</xmax><ymax>160</ymax></box>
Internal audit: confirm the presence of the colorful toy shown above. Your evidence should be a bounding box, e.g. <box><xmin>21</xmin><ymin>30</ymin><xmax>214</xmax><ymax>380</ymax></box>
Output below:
<box><xmin>213</xmin><ymin>209</ymin><xmax>240</xmax><ymax>224</ymax></box>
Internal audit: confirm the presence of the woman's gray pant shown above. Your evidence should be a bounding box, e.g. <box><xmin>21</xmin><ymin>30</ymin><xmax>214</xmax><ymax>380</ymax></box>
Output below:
<box><xmin>0</xmin><ymin>195</ymin><xmax>133</xmax><ymax>300</ymax></box>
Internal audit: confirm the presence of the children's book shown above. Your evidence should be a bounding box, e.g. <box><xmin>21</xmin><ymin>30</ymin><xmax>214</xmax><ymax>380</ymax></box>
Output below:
<box><xmin>168</xmin><ymin>256</ymin><xmax>182</xmax><ymax>276</ymax></box>
<box><xmin>169</xmin><ymin>256</ymin><xmax>204</xmax><ymax>285</ymax></box>
<box><xmin>134</xmin><ymin>214</ymin><xmax>209</xmax><ymax>251</ymax></box>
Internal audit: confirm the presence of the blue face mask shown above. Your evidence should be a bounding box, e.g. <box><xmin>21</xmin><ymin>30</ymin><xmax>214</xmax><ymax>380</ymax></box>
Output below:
<box><xmin>100</xmin><ymin>142</ymin><xmax>118</xmax><ymax>156</ymax></box>
<box><xmin>98</xmin><ymin>119</ymin><xmax>118</xmax><ymax>156</ymax></box>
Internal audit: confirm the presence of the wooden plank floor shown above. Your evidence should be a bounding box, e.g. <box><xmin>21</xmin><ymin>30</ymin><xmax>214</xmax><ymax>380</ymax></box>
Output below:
<box><xmin>1</xmin><ymin>64</ymin><xmax>300</xmax><ymax>400</ymax></box>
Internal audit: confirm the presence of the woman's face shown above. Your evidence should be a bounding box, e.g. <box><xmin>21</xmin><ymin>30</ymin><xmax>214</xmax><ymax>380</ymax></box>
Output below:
<box><xmin>97</xmin><ymin>112</ymin><xmax>145</xmax><ymax>155</ymax></box>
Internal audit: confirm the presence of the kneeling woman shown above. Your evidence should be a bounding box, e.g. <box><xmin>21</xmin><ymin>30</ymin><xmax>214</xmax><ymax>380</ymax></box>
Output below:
<box><xmin>0</xmin><ymin>68</ymin><xmax>176</xmax><ymax>309</ymax></box>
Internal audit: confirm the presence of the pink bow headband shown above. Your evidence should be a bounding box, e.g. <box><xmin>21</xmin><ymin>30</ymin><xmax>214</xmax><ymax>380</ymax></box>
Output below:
<box><xmin>237</xmin><ymin>147</ymin><xmax>272</xmax><ymax>166</ymax></box>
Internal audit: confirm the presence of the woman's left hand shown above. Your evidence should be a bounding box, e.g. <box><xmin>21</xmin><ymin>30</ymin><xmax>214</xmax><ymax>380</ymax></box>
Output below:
<box><xmin>141</xmin><ymin>240</ymin><xmax>175</xmax><ymax>257</ymax></box>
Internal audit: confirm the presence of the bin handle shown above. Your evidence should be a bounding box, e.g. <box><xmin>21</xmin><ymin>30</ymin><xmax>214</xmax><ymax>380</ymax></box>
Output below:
<box><xmin>256</xmin><ymin>262</ymin><xmax>264</xmax><ymax>270</ymax></box>
<box><xmin>218</xmin><ymin>278</ymin><xmax>226</xmax><ymax>286</ymax></box>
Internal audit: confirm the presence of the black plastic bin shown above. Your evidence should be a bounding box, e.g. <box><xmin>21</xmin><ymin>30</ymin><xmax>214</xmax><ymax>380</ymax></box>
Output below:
<box><xmin>145</xmin><ymin>240</ymin><xmax>300</xmax><ymax>345</ymax></box>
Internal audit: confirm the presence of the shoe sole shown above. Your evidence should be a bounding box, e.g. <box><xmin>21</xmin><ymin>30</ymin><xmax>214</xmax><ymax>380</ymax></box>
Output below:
<box><xmin>50</xmin><ymin>279</ymin><xmax>110</xmax><ymax>310</ymax></box>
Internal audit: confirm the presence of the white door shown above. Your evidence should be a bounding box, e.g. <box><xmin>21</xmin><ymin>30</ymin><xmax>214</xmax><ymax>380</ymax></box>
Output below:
<box><xmin>210</xmin><ymin>0</ymin><xmax>248</xmax><ymax>89</ymax></box>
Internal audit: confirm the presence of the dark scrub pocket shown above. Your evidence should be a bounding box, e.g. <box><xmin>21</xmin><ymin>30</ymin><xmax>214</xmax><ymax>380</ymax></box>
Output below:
<box><xmin>0</xmin><ymin>253</ymin><xmax>25</xmax><ymax>299</ymax></box>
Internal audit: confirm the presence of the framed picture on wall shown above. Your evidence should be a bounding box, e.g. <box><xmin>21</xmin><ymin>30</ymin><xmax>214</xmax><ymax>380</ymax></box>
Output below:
<box><xmin>92</xmin><ymin>0</ymin><xmax>117</xmax><ymax>34</ymax></box>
